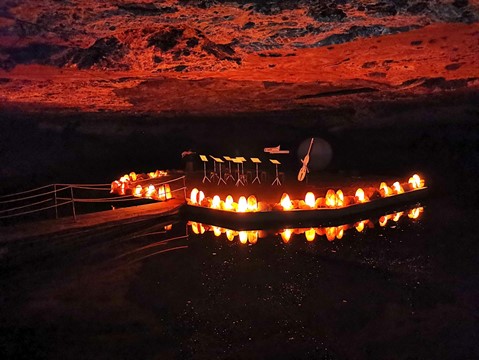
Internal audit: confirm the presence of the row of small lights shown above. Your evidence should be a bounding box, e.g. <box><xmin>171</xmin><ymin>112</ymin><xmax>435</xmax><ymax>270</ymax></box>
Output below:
<box><xmin>188</xmin><ymin>174</ymin><xmax>425</xmax><ymax>212</ymax></box>
<box><xmin>188</xmin><ymin>206</ymin><xmax>424</xmax><ymax>243</ymax></box>
<box><xmin>110</xmin><ymin>170</ymin><xmax>170</xmax><ymax>199</ymax></box>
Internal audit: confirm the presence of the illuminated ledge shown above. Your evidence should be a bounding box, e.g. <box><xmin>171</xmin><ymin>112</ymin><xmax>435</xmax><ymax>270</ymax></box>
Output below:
<box><xmin>182</xmin><ymin>188</ymin><xmax>428</xmax><ymax>230</ymax></box>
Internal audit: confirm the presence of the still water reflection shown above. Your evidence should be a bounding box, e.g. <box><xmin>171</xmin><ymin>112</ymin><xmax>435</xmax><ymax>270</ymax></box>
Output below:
<box><xmin>186</xmin><ymin>206</ymin><xmax>424</xmax><ymax>244</ymax></box>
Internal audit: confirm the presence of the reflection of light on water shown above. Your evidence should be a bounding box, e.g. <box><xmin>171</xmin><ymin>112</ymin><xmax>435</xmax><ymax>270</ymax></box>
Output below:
<box><xmin>187</xmin><ymin>206</ymin><xmax>425</xmax><ymax>245</ymax></box>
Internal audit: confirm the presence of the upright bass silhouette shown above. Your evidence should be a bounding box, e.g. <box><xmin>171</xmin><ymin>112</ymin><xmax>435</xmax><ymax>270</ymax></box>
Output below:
<box><xmin>297</xmin><ymin>138</ymin><xmax>314</xmax><ymax>182</ymax></box>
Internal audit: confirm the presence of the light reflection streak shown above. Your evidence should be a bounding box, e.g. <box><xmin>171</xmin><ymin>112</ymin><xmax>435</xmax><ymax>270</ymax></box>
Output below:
<box><xmin>187</xmin><ymin>206</ymin><xmax>425</xmax><ymax>245</ymax></box>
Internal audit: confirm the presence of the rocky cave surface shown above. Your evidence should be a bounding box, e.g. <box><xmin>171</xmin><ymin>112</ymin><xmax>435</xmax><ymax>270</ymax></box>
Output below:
<box><xmin>0</xmin><ymin>0</ymin><xmax>477</xmax><ymax>127</ymax></box>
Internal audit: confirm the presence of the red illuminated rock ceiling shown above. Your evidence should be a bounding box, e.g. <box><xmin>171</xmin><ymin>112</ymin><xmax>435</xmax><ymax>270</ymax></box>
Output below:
<box><xmin>0</xmin><ymin>0</ymin><xmax>478</xmax><ymax>119</ymax></box>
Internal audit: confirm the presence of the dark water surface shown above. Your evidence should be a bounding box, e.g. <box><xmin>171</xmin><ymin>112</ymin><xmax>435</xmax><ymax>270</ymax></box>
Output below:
<box><xmin>1</xmin><ymin>197</ymin><xmax>478</xmax><ymax>359</ymax></box>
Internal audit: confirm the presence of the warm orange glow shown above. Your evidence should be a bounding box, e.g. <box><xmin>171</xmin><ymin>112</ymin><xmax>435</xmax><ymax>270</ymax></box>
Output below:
<box><xmin>325</xmin><ymin>227</ymin><xmax>336</xmax><ymax>241</ymax></box>
<box><xmin>408</xmin><ymin>174</ymin><xmax>424</xmax><ymax>189</ymax></box>
<box><xmin>237</xmin><ymin>196</ymin><xmax>248</xmax><ymax>212</ymax></box>
<box><xmin>281</xmin><ymin>229</ymin><xmax>293</xmax><ymax>243</ymax></box>
<box><xmin>190</xmin><ymin>222</ymin><xmax>205</xmax><ymax>235</ymax></box>
<box><xmin>304</xmin><ymin>192</ymin><xmax>316</xmax><ymax>208</ymax></box>
<box><xmin>305</xmin><ymin>228</ymin><xmax>316</xmax><ymax>241</ymax></box>
<box><xmin>165</xmin><ymin>184</ymin><xmax>172</xmax><ymax>200</ymax></box>
<box><xmin>379</xmin><ymin>182</ymin><xmax>392</xmax><ymax>197</ymax></box>
<box><xmin>336</xmin><ymin>228</ymin><xmax>344</xmax><ymax>240</ymax></box>
<box><xmin>239</xmin><ymin>231</ymin><xmax>248</xmax><ymax>244</ymax></box>
<box><xmin>355</xmin><ymin>221</ymin><xmax>365</xmax><ymax>232</ymax></box>
<box><xmin>247</xmin><ymin>195</ymin><xmax>258</xmax><ymax>212</ymax></box>
<box><xmin>133</xmin><ymin>185</ymin><xmax>142</xmax><ymax>197</ymax></box>
<box><xmin>158</xmin><ymin>185</ymin><xmax>166</xmax><ymax>201</ymax></box>
<box><xmin>146</xmin><ymin>184</ymin><xmax>156</xmax><ymax>199</ymax></box>
<box><xmin>164</xmin><ymin>224</ymin><xmax>172</xmax><ymax>231</ymax></box>
<box><xmin>354</xmin><ymin>188</ymin><xmax>368</xmax><ymax>203</ymax></box>
<box><xmin>119</xmin><ymin>174</ymin><xmax>130</xmax><ymax>183</ymax></box>
<box><xmin>392</xmin><ymin>181</ymin><xmax>404</xmax><ymax>194</ymax></box>
<box><xmin>336</xmin><ymin>190</ymin><xmax>344</xmax><ymax>207</ymax></box>
<box><xmin>224</xmin><ymin>195</ymin><xmax>234</xmax><ymax>211</ymax></box>
<box><xmin>211</xmin><ymin>195</ymin><xmax>221</xmax><ymax>209</ymax></box>
<box><xmin>280</xmin><ymin>193</ymin><xmax>293</xmax><ymax>210</ymax></box>
<box><xmin>379</xmin><ymin>215</ymin><xmax>390</xmax><ymax>227</ymax></box>
<box><xmin>198</xmin><ymin>191</ymin><xmax>205</xmax><ymax>205</ymax></box>
<box><xmin>189</xmin><ymin>188</ymin><xmax>199</xmax><ymax>204</ymax></box>
<box><xmin>129</xmin><ymin>172</ymin><xmax>137</xmax><ymax>181</ymax></box>
<box><xmin>212</xmin><ymin>226</ymin><xmax>222</xmax><ymax>237</ymax></box>
<box><xmin>408</xmin><ymin>207</ymin><xmax>424</xmax><ymax>219</ymax></box>
<box><xmin>392</xmin><ymin>211</ymin><xmax>404</xmax><ymax>222</ymax></box>
<box><xmin>248</xmin><ymin>231</ymin><xmax>258</xmax><ymax>244</ymax></box>
<box><xmin>226</xmin><ymin>229</ymin><xmax>235</xmax><ymax>241</ymax></box>
<box><xmin>325</xmin><ymin>189</ymin><xmax>337</xmax><ymax>207</ymax></box>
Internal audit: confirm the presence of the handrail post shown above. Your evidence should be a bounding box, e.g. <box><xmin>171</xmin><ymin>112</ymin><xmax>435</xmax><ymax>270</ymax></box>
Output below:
<box><xmin>70</xmin><ymin>186</ymin><xmax>77</xmax><ymax>222</ymax></box>
<box><xmin>54</xmin><ymin>184</ymin><xmax>58</xmax><ymax>219</ymax></box>
<box><xmin>183</xmin><ymin>176</ymin><xmax>187</xmax><ymax>201</ymax></box>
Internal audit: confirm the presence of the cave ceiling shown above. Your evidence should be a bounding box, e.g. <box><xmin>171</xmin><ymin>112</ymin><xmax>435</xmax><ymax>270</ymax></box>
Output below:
<box><xmin>0</xmin><ymin>0</ymin><xmax>478</xmax><ymax>127</ymax></box>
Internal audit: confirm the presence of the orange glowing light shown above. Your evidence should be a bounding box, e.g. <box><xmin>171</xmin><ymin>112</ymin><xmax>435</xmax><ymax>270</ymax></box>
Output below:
<box><xmin>129</xmin><ymin>172</ymin><xmax>137</xmax><ymax>181</ymax></box>
<box><xmin>237</xmin><ymin>196</ymin><xmax>248</xmax><ymax>212</ymax></box>
<box><xmin>304</xmin><ymin>192</ymin><xmax>316</xmax><ymax>208</ymax></box>
<box><xmin>305</xmin><ymin>228</ymin><xmax>316</xmax><ymax>242</ymax></box>
<box><xmin>226</xmin><ymin>229</ymin><xmax>235</xmax><ymax>241</ymax></box>
<box><xmin>281</xmin><ymin>229</ymin><xmax>293</xmax><ymax>243</ymax></box>
<box><xmin>392</xmin><ymin>181</ymin><xmax>404</xmax><ymax>194</ymax></box>
<box><xmin>190</xmin><ymin>222</ymin><xmax>205</xmax><ymax>235</ymax></box>
<box><xmin>325</xmin><ymin>189</ymin><xmax>337</xmax><ymax>207</ymax></box>
<box><xmin>239</xmin><ymin>231</ymin><xmax>248</xmax><ymax>244</ymax></box>
<box><xmin>280</xmin><ymin>193</ymin><xmax>293</xmax><ymax>210</ymax></box>
<box><xmin>212</xmin><ymin>226</ymin><xmax>222</xmax><ymax>237</ymax></box>
<box><xmin>380</xmin><ymin>182</ymin><xmax>392</xmax><ymax>197</ymax></box>
<box><xmin>379</xmin><ymin>215</ymin><xmax>390</xmax><ymax>227</ymax></box>
<box><xmin>224</xmin><ymin>195</ymin><xmax>234</xmax><ymax>211</ymax></box>
<box><xmin>325</xmin><ymin>227</ymin><xmax>336</xmax><ymax>241</ymax></box>
<box><xmin>408</xmin><ymin>207</ymin><xmax>424</xmax><ymax>219</ymax></box>
<box><xmin>133</xmin><ymin>185</ymin><xmax>142</xmax><ymax>197</ymax></box>
<box><xmin>408</xmin><ymin>174</ymin><xmax>424</xmax><ymax>189</ymax></box>
<box><xmin>248</xmin><ymin>231</ymin><xmax>258</xmax><ymax>244</ymax></box>
<box><xmin>165</xmin><ymin>184</ymin><xmax>172</xmax><ymax>200</ymax></box>
<box><xmin>189</xmin><ymin>188</ymin><xmax>199</xmax><ymax>204</ymax></box>
<box><xmin>336</xmin><ymin>228</ymin><xmax>344</xmax><ymax>240</ymax></box>
<box><xmin>198</xmin><ymin>191</ymin><xmax>205</xmax><ymax>205</ymax></box>
<box><xmin>336</xmin><ymin>190</ymin><xmax>344</xmax><ymax>207</ymax></box>
<box><xmin>355</xmin><ymin>188</ymin><xmax>368</xmax><ymax>203</ymax></box>
<box><xmin>247</xmin><ymin>195</ymin><xmax>258</xmax><ymax>212</ymax></box>
<box><xmin>355</xmin><ymin>221</ymin><xmax>365</xmax><ymax>232</ymax></box>
<box><xmin>158</xmin><ymin>185</ymin><xmax>166</xmax><ymax>201</ymax></box>
<box><xmin>392</xmin><ymin>211</ymin><xmax>404</xmax><ymax>222</ymax></box>
<box><xmin>211</xmin><ymin>195</ymin><xmax>221</xmax><ymax>209</ymax></box>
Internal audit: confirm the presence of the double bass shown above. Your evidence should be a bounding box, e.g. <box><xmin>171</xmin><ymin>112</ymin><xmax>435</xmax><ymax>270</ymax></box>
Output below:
<box><xmin>297</xmin><ymin>138</ymin><xmax>314</xmax><ymax>182</ymax></box>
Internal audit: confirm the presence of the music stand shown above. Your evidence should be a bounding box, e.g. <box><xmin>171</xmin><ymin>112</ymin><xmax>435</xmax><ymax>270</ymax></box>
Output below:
<box><xmin>238</xmin><ymin>157</ymin><xmax>247</xmax><ymax>184</ymax></box>
<box><xmin>211</xmin><ymin>156</ymin><xmax>227</xmax><ymax>185</ymax></box>
<box><xmin>209</xmin><ymin>155</ymin><xmax>219</xmax><ymax>181</ymax></box>
<box><xmin>251</xmin><ymin>157</ymin><xmax>262</xmax><ymax>184</ymax></box>
<box><xmin>200</xmin><ymin>155</ymin><xmax>211</xmax><ymax>183</ymax></box>
<box><xmin>233</xmin><ymin>158</ymin><xmax>245</xmax><ymax>186</ymax></box>
<box><xmin>270</xmin><ymin>159</ymin><xmax>282</xmax><ymax>185</ymax></box>
<box><xmin>223</xmin><ymin>156</ymin><xmax>235</xmax><ymax>182</ymax></box>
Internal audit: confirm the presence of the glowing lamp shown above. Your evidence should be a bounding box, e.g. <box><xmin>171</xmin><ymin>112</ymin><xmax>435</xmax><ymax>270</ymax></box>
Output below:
<box><xmin>408</xmin><ymin>207</ymin><xmax>423</xmax><ymax>219</ymax></box>
<box><xmin>325</xmin><ymin>189</ymin><xmax>336</xmax><ymax>207</ymax></box>
<box><xmin>211</xmin><ymin>195</ymin><xmax>221</xmax><ymax>209</ymax></box>
<box><xmin>248</xmin><ymin>231</ymin><xmax>258</xmax><ymax>244</ymax></box>
<box><xmin>304</xmin><ymin>192</ymin><xmax>316</xmax><ymax>208</ymax></box>
<box><xmin>247</xmin><ymin>195</ymin><xmax>258</xmax><ymax>212</ymax></box>
<box><xmin>212</xmin><ymin>226</ymin><xmax>222</xmax><ymax>237</ymax></box>
<box><xmin>336</xmin><ymin>190</ymin><xmax>344</xmax><ymax>207</ymax></box>
<box><xmin>133</xmin><ymin>185</ymin><xmax>142</xmax><ymax>197</ymax></box>
<box><xmin>198</xmin><ymin>191</ymin><xmax>205</xmax><ymax>205</ymax></box>
<box><xmin>226</xmin><ymin>229</ymin><xmax>235</xmax><ymax>241</ymax></box>
<box><xmin>224</xmin><ymin>195</ymin><xmax>234</xmax><ymax>211</ymax></box>
<box><xmin>239</xmin><ymin>231</ymin><xmax>248</xmax><ymax>244</ymax></box>
<box><xmin>392</xmin><ymin>181</ymin><xmax>404</xmax><ymax>194</ymax></box>
<box><xmin>129</xmin><ymin>172</ymin><xmax>137</xmax><ymax>181</ymax></box>
<box><xmin>355</xmin><ymin>221</ymin><xmax>365</xmax><ymax>233</ymax></box>
<box><xmin>325</xmin><ymin>227</ymin><xmax>336</xmax><ymax>241</ymax></box>
<box><xmin>379</xmin><ymin>215</ymin><xmax>389</xmax><ymax>227</ymax></box>
<box><xmin>111</xmin><ymin>180</ymin><xmax>121</xmax><ymax>194</ymax></box>
<box><xmin>355</xmin><ymin>188</ymin><xmax>368</xmax><ymax>203</ymax></box>
<box><xmin>408</xmin><ymin>174</ymin><xmax>424</xmax><ymax>189</ymax></box>
<box><xmin>189</xmin><ymin>188</ymin><xmax>199</xmax><ymax>204</ymax></box>
<box><xmin>392</xmin><ymin>211</ymin><xmax>403</xmax><ymax>222</ymax></box>
<box><xmin>281</xmin><ymin>229</ymin><xmax>293</xmax><ymax>243</ymax></box>
<box><xmin>237</xmin><ymin>196</ymin><xmax>248</xmax><ymax>212</ymax></box>
<box><xmin>165</xmin><ymin>184</ymin><xmax>172</xmax><ymax>200</ymax></box>
<box><xmin>280</xmin><ymin>193</ymin><xmax>293</xmax><ymax>211</ymax></box>
<box><xmin>379</xmin><ymin>182</ymin><xmax>392</xmax><ymax>197</ymax></box>
<box><xmin>158</xmin><ymin>185</ymin><xmax>166</xmax><ymax>201</ymax></box>
<box><xmin>305</xmin><ymin>228</ymin><xmax>316</xmax><ymax>242</ymax></box>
